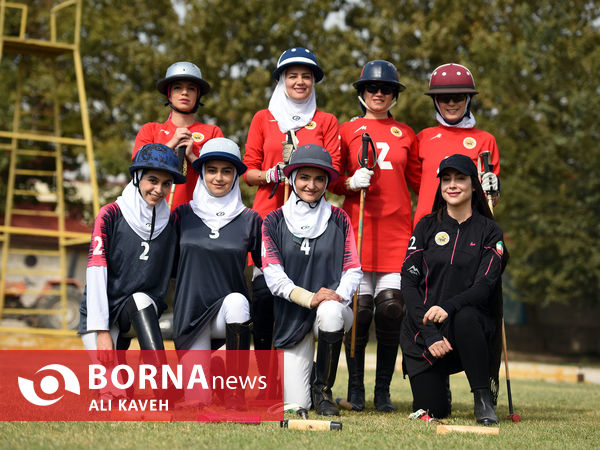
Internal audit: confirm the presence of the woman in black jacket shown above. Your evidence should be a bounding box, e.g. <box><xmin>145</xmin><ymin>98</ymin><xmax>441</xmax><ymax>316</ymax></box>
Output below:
<box><xmin>400</xmin><ymin>154</ymin><xmax>508</xmax><ymax>425</ymax></box>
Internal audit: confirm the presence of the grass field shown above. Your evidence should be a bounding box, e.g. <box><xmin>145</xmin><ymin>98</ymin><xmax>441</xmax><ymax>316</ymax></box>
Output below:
<box><xmin>1</xmin><ymin>367</ymin><xmax>599</xmax><ymax>450</ymax></box>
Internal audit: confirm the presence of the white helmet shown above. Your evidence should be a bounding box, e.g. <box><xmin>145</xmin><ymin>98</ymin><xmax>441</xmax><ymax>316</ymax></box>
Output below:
<box><xmin>192</xmin><ymin>138</ymin><xmax>247</xmax><ymax>175</ymax></box>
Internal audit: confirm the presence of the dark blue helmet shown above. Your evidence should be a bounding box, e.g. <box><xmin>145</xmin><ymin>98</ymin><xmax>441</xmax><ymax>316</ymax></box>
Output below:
<box><xmin>272</xmin><ymin>47</ymin><xmax>324</xmax><ymax>83</ymax></box>
<box><xmin>130</xmin><ymin>143</ymin><xmax>186</xmax><ymax>184</ymax></box>
<box><xmin>352</xmin><ymin>60</ymin><xmax>406</xmax><ymax>94</ymax></box>
<box><xmin>283</xmin><ymin>144</ymin><xmax>339</xmax><ymax>182</ymax></box>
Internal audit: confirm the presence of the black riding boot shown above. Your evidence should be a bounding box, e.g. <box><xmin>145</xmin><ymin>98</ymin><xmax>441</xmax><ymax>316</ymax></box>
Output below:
<box><xmin>225</xmin><ymin>321</ymin><xmax>252</xmax><ymax>410</ymax></box>
<box><xmin>474</xmin><ymin>388</ymin><xmax>498</xmax><ymax>425</ymax></box>
<box><xmin>312</xmin><ymin>329</ymin><xmax>344</xmax><ymax>416</ymax></box>
<box><xmin>344</xmin><ymin>338</ymin><xmax>366</xmax><ymax>411</ymax></box>
<box><xmin>374</xmin><ymin>343</ymin><xmax>398</xmax><ymax>412</ymax></box>
<box><xmin>131</xmin><ymin>305</ymin><xmax>165</xmax><ymax>351</ymax></box>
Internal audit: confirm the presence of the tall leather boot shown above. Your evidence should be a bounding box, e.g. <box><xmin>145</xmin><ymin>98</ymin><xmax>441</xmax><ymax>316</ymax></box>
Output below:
<box><xmin>473</xmin><ymin>388</ymin><xmax>499</xmax><ymax>425</ymax></box>
<box><xmin>131</xmin><ymin>305</ymin><xmax>165</xmax><ymax>351</ymax></box>
<box><xmin>225</xmin><ymin>321</ymin><xmax>252</xmax><ymax>410</ymax></box>
<box><xmin>374</xmin><ymin>343</ymin><xmax>398</xmax><ymax>412</ymax></box>
<box><xmin>344</xmin><ymin>336</ymin><xmax>366</xmax><ymax>411</ymax></box>
<box><xmin>312</xmin><ymin>329</ymin><xmax>344</xmax><ymax>416</ymax></box>
<box><xmin>344</xmin><ymin>294</ymin><xmax>373</xmax><ymax>411</ymax></box>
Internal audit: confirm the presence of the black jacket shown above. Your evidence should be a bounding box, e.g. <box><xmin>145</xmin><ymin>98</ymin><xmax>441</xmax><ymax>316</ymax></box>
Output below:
<box><xmin>400</xmin><ymin>208</ymin><xmax>508</xmax><ymax>377</ymax></box>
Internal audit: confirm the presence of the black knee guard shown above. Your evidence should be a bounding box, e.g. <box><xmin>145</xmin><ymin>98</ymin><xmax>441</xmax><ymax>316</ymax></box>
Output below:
<box><xmin>374</xmin><ymin>289</ymin><xmax>404</xmax><ymax>345</ymax></box>
<box><xmin>350</xmin><ymin>294</ymin><xmax>373</xmax><ymax>347</ymax></box>
<box><xmin>250</xmin><ymin>274</ymin><xmax>274</xmax><ymax>350</ymax></box>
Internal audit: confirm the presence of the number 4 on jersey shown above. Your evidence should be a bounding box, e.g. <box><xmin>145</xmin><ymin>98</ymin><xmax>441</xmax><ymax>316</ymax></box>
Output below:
<box><xmin>300</xmin><ymin>238</ymin><xmax>310</xmax><ymax>255</ymax></box>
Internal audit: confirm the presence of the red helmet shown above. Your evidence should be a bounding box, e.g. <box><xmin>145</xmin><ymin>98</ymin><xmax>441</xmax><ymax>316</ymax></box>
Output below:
<box><xmin>425</xmin><ymin>63</ymin><xmax>478</xmax><ymax>96</ymax></box>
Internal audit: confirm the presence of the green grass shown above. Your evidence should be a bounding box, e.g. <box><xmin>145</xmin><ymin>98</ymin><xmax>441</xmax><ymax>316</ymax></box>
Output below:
<box><xmin>1</xmin><ymin>368</ymin><xmax>599</xmax><ymax>449</ymax></box>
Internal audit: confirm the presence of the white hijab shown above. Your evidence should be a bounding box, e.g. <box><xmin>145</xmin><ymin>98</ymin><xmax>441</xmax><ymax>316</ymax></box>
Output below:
<box><xmin>190</xmin><ymin>165</ymin><xmax>246</xmax><ymax>232</ymax></box>
<box><xmin>268</xmin><ymin>71</ymin><xmax>317</xmax><ymax>134</ymax></box>
<box><xmin>434</xmin><ymin>96</ymin><xmax>477</xmax><ymax>129</ymax></box>
<box><xmin>115</xmin><ymin>171</ymin><xmax>170</xmax><ymax>241</ymax></box>
<box><xmin>282</xmin><ymin>171</ymin><xmax>331</xmax><ymax>239</ymax></box>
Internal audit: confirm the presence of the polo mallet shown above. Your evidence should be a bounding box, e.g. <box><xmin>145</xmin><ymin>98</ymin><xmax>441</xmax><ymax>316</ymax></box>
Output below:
<box><xmin>350</xmin><ymin>133</ymin><xmax>377</xmax><ymax>358</ymax></box>
<box><xmin>168</xmin><ymin>145</ymin><xmax>187</xmax><ymax>210</ymax></box>
<box><xmin>479</xmin><ymin>151</ymin><xmax>521</xmax><ymax>423</ymax></box>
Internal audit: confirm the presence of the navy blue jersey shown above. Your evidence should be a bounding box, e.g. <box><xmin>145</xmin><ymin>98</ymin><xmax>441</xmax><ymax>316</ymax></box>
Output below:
<box><xmin>78</xmin><ymin>203</ymin><xmax>177</xmax><ymax>334</ymax></box>
<box><xmin>262</xmin><ymin>206</ymin><xmax>360</xmax><ymax>348</ymax></box>
<box><xmin>400</xmin><ymin>209</ymin><xmax>506</xmax><ymax>376</ymax></box>
<box><xmin>171</xmin><ymin>204</ymin><xmax>262</xmax><ymax>349</ymax></box>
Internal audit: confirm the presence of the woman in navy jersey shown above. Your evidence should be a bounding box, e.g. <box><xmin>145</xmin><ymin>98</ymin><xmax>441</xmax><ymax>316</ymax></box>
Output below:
<box><xmin>262</xmin><ymin>144</ymin><xmax>362</xmax><ymax>416</ymax></box>
<box><xmin>401</xmin><ymin>154</ymin><xmax>508</xmax><ymax>425</ymax></box>
<box><xmin>171</xmin><ymin>137</ymin><xmax>261</xmax><ymax>352</ymax></box>
<box><xmin>79</xmin><ymin>143</ymin><xmax>185</xmax><ymax>353</ymax></box>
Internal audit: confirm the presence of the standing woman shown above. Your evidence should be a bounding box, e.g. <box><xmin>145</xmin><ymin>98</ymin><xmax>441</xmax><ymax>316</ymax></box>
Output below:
<box><xmin>413</xmin><ymin>63</ymin><xmax>500</xmax><ymax>226</ymax></box>
<box><xmin>134</xmin><ymin>62</ymin><xmax>224</xmax><ymax>210</ymax></box>
<box><xmin>400</xmin><ymin>154</ymin><xmax>508</xmax><ymax>425</ymax></box>
<box><xmin>171</xmin><ymin>138</ymin><xmax>261</xmax><ymax>353</ymax></box>
<box><xmin>329</xmin><ymin>60</ymin><xmax>421</xmax><ymax>412</ymax></box>
<box><xmin>243</xmin><ymin>47</ymin><xmax>341</xmax><ymax>353</ymax></box>
<box><xmin>262</xmin><ymin>144</ymin><xmax>362</xmax><ymax>416</ymax></box>
<box><xmin>79</xmin><ymin>143</ymin><xmax>185</xmax><ymax>352</ymax></box>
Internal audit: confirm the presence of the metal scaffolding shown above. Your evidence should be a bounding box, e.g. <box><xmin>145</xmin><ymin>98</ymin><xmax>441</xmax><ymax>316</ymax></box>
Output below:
<box><xmin>0</xmin><ymin>0</ymin><xmax>98</xmax><ymax>335</ymax></box>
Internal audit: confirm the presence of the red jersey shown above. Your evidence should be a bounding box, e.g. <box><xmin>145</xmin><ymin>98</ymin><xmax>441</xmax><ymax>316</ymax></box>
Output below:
<box><xmin>133</xmin><ymin>118</ymin><xmax>223</xmax><ymax>209</ymax></box>
<box><xmin>329</xmin><ymin>117</ymin><xmax>421</xmax><ymax>272</ymax></box>
<box><xmin>243</xmin><ymin>109</ymin><xmax>340</xmax><ymax>219</ymax></box>
<box><xmin>414</xmin><ymin>125</ymin><xmax>500</xmax><ymax>226</ymax></box>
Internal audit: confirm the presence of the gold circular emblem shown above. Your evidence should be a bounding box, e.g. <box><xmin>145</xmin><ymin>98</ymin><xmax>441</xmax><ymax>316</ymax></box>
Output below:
<box><xmin>305</xmin><ymin>121</ymin><xmax>316</xmax><ymax>130</ymax></box>
<box><xmin>391</xmin><ymin>126</ymin><xmax>402</xmax><ymax>137</ymax></box>
<box><xmin>435</xmin><ymin>232</ymin><xmax>450</xmax><ymax>246</ymax></box>
<box><xmin>463</xmin><ymin>137</ymin><xmax>476</xmax><ymax>149</ymax></box>
<box><xmin>192</xmin><ymin>132</ymin><xmax>205</xmax><ymax>143</ymax></box>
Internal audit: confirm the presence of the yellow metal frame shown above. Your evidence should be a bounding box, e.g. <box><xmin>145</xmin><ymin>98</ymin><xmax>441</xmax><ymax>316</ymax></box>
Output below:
<box><xmin>0</xmin><ymin>0</ymin><xmax>99</xmax><ymax>336</ymax></box>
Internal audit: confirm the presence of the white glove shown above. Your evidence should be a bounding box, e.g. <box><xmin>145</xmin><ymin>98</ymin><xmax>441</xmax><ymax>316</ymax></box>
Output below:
<box><xmin>266</xmin><ymin>162</ymin><xmax>284</xmax><ymax>184</ymax></box>
<box><xmin>348</xmin><ymin>167</ymin><xmax>374</xmax><ymax>190</ymax></box>
<box><xmin>481</xmin><ymin>172</ymin><xmax>499</xmax><ymax>193</ymax></box>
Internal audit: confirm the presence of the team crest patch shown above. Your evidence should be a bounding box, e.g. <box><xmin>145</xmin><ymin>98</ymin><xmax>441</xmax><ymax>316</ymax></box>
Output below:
<box><xmin>463</xmin><ymin>137</ymin><xmax>476</xmax><ymax>149</ymax></box>
<box><xmin>305</xmin><ymin>121</ymin><xmax>316</xmax><ymax>130</ymax></box>
<box><xmin>390</xmin><ymin>126</ymin><xmax>402</xmax><ymax>137</ymax></box>
<box><xmin>435</xmin><ymin>232</ymin><xmax>450</xmax><ymax>246</ymax></box>
<box><xmin>496</xmin><ymin>241</ymin><xmax>504</xmax><ymax>255</ymax></box>
<box><xmin>192</xmin><ymin>132</ymin><xmax>205</xmax><ymax>143</ymax></box>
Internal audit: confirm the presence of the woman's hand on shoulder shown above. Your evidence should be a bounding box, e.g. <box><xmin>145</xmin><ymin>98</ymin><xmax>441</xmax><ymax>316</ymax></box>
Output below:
<box><xmin>423</xmin><ymin>305</ymin><xmax>448</xmax><ymax>325</ymax></box>
<box><xmin>311</xmin><ymin>287</ymin><xmax>341</xmax><ymax>308</ymax></box>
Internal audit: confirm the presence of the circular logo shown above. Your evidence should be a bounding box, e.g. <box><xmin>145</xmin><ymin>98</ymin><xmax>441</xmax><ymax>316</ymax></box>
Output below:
<box><xmin>192</xmin><ymin>132</ymin><xmax>205</xmax><ymax>143</ymax></box>
<box><xmin>292</xmin><ymin>115</ymin><xmax>301</xmax><ymax>121</ymax></box>
<box><xmin>463</xmin><ymin>137</ymin><xmax>476</xmax><ymax>149</ymax></box>
<box><xmin>300</xmin><ymin>225</ymin><xmax>310</xmax><ymax>230</ymax></box>
<box><xmin>435</xmin><ymin>232</ymin><xmax>450</xmax><ymax>246</ymax></box>
<box><xmin>216</xmin><ymin>212</ymin><xmax>225</xmax><ymax>216</ymax></box>
<box><xmin>305</xmin><ymin>121</ymin><xmax>316</xmax><ymax>130</ymax></box>
<box><xmin>390</xmin><ymin>126</ymin><xmax>402</xmax><ymax>137</ymax></box>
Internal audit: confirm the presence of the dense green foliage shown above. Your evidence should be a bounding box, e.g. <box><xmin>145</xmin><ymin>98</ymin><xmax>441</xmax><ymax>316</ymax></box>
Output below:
<box><xmin>1</xmin><ymin>0</ymin><xmax>598</xmax><ymax>306</ymax></box>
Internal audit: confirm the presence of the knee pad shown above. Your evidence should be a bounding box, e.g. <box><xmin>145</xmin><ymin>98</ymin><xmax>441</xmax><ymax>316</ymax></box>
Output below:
<box><xmin>374</xmin><ymin>289</ymin><xmax>404</xmax><ymax>345</ymax></box>
<box><xmin>356</xmin><ymin>295</ymin><xmax>374</xmax><ymax>327</ymax></box>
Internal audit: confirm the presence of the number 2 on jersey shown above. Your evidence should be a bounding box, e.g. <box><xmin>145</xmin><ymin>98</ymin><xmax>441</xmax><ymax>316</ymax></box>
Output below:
<box><xmin>140</xmin><ymin>242</ymin><xmax>149</xmax><ymax>260</ymax></box>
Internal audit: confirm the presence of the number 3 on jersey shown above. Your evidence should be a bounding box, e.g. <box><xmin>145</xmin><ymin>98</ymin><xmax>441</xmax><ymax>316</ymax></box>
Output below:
<box><xmin>300</xmin><ymin>238</ymin><xmax>310</xmax><ymax>255</ymax></box>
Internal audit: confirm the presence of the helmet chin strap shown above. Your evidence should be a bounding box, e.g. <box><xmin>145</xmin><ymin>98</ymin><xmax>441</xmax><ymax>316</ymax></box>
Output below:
<box><xmin>358</xmin><ymin>95</ymin><xmax>397</xmax><ymax>116</ymax></box>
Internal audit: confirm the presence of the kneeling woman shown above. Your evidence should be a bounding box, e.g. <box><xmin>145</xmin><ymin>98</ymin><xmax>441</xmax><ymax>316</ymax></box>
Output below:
<box><xmin>400</xmin><ymin>154</ymin><xmax>508</xmax><ymax>425</ymax></box>
<box><xmin>79</xmin><ymin>143</ymin><xmax>185</xmax><ymax>352</ymax></box>
<box><xmin>262</xmin><ymin>144</ymin><xmax>362</xmax><ymax>416</ymax></box>
<box><xmin>171</xmin><ymin>137</ymin><xmax>262</xmax><ymax>352</ymax></box>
